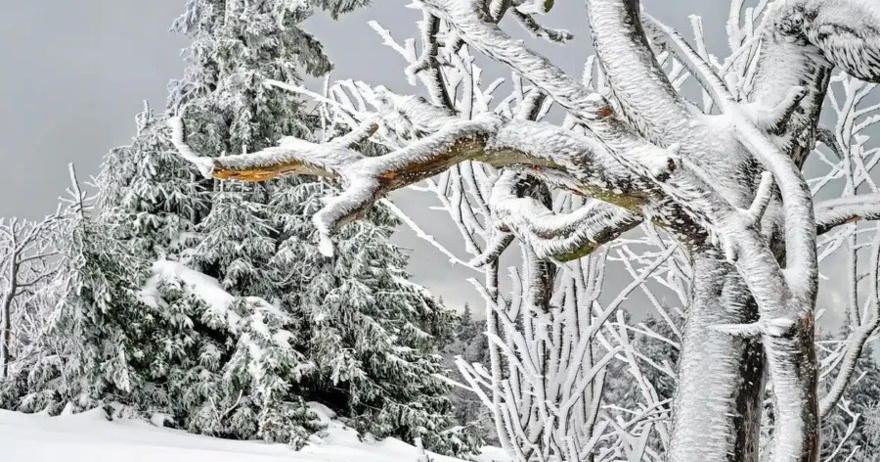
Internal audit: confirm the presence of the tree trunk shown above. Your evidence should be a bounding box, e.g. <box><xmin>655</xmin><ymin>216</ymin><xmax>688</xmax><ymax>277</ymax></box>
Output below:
<box><xmin>668</xmin><ymin>253</ymin><xmax>764</xmax><ymax>462</ymax></box>
<box><xmin>763</xmin><ymin>310</ymin><xmax>819</xmax><ymax>462</ymax></box>
<box><xmin>0</xmin><ymin>292</ymin><xmax>12</xmax><ymax>381</ymax></box>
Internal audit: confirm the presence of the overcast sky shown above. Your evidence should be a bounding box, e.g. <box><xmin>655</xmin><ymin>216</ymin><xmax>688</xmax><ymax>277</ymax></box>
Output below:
<box><xmin>0</xmin><ymin>1</ymin><xmax>858</xmax><ymax>313</ymax></box>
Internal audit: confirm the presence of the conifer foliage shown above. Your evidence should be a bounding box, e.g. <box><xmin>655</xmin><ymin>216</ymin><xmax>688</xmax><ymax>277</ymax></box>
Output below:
<box><xmin>0</xmin><ymin>0</ymin><xmax>472</xmax><ymax>456</ymax></box>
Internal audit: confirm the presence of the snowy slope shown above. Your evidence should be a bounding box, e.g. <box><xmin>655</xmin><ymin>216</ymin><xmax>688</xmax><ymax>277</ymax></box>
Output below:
<box><xmin>0</xmin><ymin>405</ymin><xmax>508</xmax><ymax>462</ymax></box>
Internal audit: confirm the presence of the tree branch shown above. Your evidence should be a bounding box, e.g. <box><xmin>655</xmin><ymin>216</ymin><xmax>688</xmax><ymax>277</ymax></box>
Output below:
<box><xmin>418</xmin><ymin>0</ymin><xmax>667</xmax><ymax>164</ymax></box>
<box><xmin>815</xmin><ymin>194</ymin><xmax>880</xmax><ymax>235</ymax></box>
<box><xmin>800</xmin><ymin>0</ymin><xmax>880</xmax><ymax>84</ymax></box>
<box><xmin>407</xmin><ymin>12</ymin><xmax>454</xmax><ymax>109</ymax></box>
<box><xmin>170</xmin><ymin>107</ymin><xmax>675</xmax><ymax>256</ymax></box>
<box><xmin>586</xmin><ymin>0</ymin><xmax>694</xmax><ymax>144</ymax></box>
<box><xmin>510</xmin><ymin>9</ymin><xmax>573</xmax><ymax>44</ymax></box>
<box><xmin>820</xmin><ymin>233</ymin><xmax>880</xmax><ymax>418</ymax></box>
<box><xmin>489</xmin><ymin>171</ymin><xmax>642</xmax><ymax>262</ymax></box>
<box><xmin>419</xmin><ymin>0</ymin><xmax>601</xmax><ymax>119</ymax></box>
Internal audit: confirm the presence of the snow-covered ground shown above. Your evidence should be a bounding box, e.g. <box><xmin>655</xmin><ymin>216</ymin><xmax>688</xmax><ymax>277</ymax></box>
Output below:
<box><xmin>0</xmin><ymin>404</ymin><xmax>507</xmax><ymax>462</ymax></box>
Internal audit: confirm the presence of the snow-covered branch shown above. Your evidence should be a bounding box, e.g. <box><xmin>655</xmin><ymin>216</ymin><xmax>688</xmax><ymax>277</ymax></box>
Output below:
<box><xmin>416</xmin><ymin>0</ymin><xmax>679</xmax><ymax>167</ymax></box>
<box><xmin>0</xmin><ymin>213</ymin><xmax>65</xmax><ymax>381</ymax></box>
<box><xmin>815</xmin><ymin>194</ymin><xmax>880</xmax><ymax>235</ymax></box>
<box><xmin>489</xmin><ymin>171</ymin><xmax>642</xmax><ymax>261</ymax></box>
<box><xmin>586</xmin><ymin>0</ymin><xmax>693</xmax><ymax>144</ymax></box>
<box><xmin>799</xmin><ymin>0</ymin><xmax>880</xmax><ymax>84</ymax></box>
<box><xmin>170</xmin><ymin>101</ymin><xmax>677</xmax><ymax>257</ymax></box>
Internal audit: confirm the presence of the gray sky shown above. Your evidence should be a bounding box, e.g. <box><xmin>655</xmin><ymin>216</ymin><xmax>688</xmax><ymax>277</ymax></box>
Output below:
<box><xmin>0</xmin><ymin>1</ymin><xmax>856</xmax><ymax>313</ymax></box>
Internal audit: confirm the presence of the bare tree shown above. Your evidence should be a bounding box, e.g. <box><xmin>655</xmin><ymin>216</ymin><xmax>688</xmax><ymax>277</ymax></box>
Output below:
<box><xmin>169</xmin><ymin>1</ymin><xmax>880</xmax><ymax>461</ymax></box>
<box><xmin>310</xmin><ymin>22</ymin><xmax>678</xmax><ymax>461</ymax></box>
<box><xmin>0</xmin><ymin>215</ymin><xmax>63</xmax><ymax>381</ymax></box>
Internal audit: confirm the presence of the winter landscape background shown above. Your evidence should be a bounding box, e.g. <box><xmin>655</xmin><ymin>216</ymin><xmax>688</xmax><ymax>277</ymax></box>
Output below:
<box><xmin>0</xmin><ymin>0</ymin><xmax>792</xmax><ymax>312</ymax></box>
<box><xmin>2</xmin><ymin>1</ymin><xmax>880</xmax><ymax>461</ymax></box>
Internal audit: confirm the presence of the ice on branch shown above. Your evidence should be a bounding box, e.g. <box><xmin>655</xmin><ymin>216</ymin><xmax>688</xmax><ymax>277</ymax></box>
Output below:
<box><xmin>815</xmin><ymin>193</ymin><xmax>880</xmax><ymax>235</ymax></box>
<box><xmin>169</xmin><ymin>92</ymin><xmax>680</xmax><ymax>257</ymax></box>
<box><xmin>489</xmin><ymin>171</ymin><xmax>642</xmax><ymax>261</ymax></box>
<box><xmin>710</xmin><ymin>316</ymin><xmax>796</xmax><ymax>338</ymax></box>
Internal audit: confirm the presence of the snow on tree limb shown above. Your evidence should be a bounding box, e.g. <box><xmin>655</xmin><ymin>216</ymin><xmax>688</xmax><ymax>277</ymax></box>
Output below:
<box><xmin>743</xmin><ymin>171</ymin><xmax>775</xmax><ymax>226</ymax></box>
<box><xmin>586</xmin><ymin>0</ymin><xmax>694</xmax><ymax>145</ymax></box>
<box><xmin>378</xmin><ymin>198</ymin><xmax>479</xmax><ymax>270</ymax></box>
<box><xmin>710</xmin><ymin>316</ymin><xmax>796</xmax><ymax>338</ymax></box>
<box><xmin>489</xmin><ymin>171</ymin><xmax>642</xmax><ymax>262</ymax></box>
<box><xmin>170</xmin><ymin>102</ymin><xmax>677</xmax><ymax>256</ymax></box>
<box><xmin>509</xmin><ymin>9</ymin><xmax>573</xmax><ymax>43</ymax></box>
<box><xmin>166</xmin><ymin>117</ymin><xmax>218</xmax><ymax>179</ymax></box>
<box><xmin>799</xmin><ymin>0</ymin><xmax>880</xmax><ymax>84</ymax></box>
<box><xmin>815</xmin><ymin>193</ymin><xmax>880</xmax><ymax>235</ymax></box>
<box><xmin>407</xmin><ymin>11</ymin><xmax>454</xmax><ymax>109</ymax></box>
<box><xmin>468</xmin><ymin>232</ymin><xmax>514</xmax><ymax>268</ymax></box>
<box><xmin>416</xmin><ymin>0</ymin><xmax>649</xmax><ymax>151</ymax></box>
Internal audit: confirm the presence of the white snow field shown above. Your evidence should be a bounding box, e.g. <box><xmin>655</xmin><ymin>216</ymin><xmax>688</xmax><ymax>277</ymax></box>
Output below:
<box><xmin>0</xmin><ymin>404</ymin><xmax>508</xmax><ymax>462</ymax></box>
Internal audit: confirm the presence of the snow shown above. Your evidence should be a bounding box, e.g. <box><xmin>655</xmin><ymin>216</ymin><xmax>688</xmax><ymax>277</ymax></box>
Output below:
<box><xmin>139</xmin><ymin>259</ymin><xmax>241</xmax><ymax>329</ymax></box>
<box><xmin>0</xmin><ymin>407</ymin><xmax>508</xmax><ymax>462</ymax></box>
<box><xmin>151</xmin><ymin>1</ymin><xmax>880</xmax><ymax>461</ymax></box>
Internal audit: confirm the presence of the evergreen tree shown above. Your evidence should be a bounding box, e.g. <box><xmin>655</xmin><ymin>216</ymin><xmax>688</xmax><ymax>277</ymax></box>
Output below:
<box><xmin>167</xmin><ymin>0</ymin><xmax>471</xmax><ymax>453</ymax></box>
<box><xmin>270</xmin><ymin>182</ymin><xmax>474</xmax><ymax>453</ymax></box>
<box><xmin>0</xmin><ymin>167</ymin><xmax>155</xmax><ymax>415</ymax></box>
<box><xmin>4</xmin><ymin>0</ymin><xmax>473</xmax><ymax>456</ymax></box>
<box><xmin>98</xmin><ymin>103</ymin><xmax>209</xmax><ymax>263</ymax></box>
<box><xmin>459</xmin><ymin>303</ymin><xmax>476</xmax><ymax>337</ymax></box>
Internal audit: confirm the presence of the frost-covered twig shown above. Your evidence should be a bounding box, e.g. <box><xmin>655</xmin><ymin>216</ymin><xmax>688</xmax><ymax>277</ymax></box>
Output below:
<box><xmin>489</xmin><ymin>171</ymin><xmax>642</xmax><ymax>261</ymax></box>
<box><xmin>815</xmin><ymin>194</ymin><xmax>880</xmax><ymax>235</ymax></box>
<box><xmin>510</xmin><ymin>9</ymin><xmax>573</xmax><ymax>43</ymax></box>
<box><xmin>819</xmin><ymin>233</ymin><xmax>880</xmax><ymax>418</ymax></box>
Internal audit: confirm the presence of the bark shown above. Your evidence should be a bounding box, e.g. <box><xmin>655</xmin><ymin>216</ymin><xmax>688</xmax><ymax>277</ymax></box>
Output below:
<box><xmin>668</xmin><ymin>254</ymin><xmax>763</xmax><ymax>462</ymax></box>
<box><xmin>0</xmin><ymin>260</ymin><xmax>15</xmax><ymax>382</ymax></box>
<box><xmin>0</xmin><ymin>293</ymin><xmax>10</xmax><ymax>381</ymax></box>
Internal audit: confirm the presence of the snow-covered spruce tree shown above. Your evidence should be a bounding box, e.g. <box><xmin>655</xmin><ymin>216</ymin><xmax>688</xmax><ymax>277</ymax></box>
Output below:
<box><xmin>12</xmin><ymin>108</ymin><xmax>380</xmax><ymax>449</ymax></box>
<box><xmin>136</xmin><ymin>262</ymin><xmax>324</xmax><ymax>448</ymax></box>
<box><xmin>167</xmin><ymin>0</ymin><xmax>470</xmax><ymax>454</ymax></box>
<box><xmin>98</xmin><ymin>103</ymin><xmax>209</xmax><ymax>263</ymax></box>
<box><xmin>170</xmin><ymin>0</ymin><xmax>880</xmax><ymax>461</ymax></box>
<box><xmin>0</xmin><ymin>165</ymin><xmax>158</xmax><ymax>415</ymax></box>
<box><xmin>268</xmin><ymin>178</ymin><xmax>473</xmax><ymax>454</ymax></box>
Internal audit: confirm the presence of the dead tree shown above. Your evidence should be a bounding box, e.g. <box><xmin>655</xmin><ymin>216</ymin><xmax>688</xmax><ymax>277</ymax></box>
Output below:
<box><xmin>169</xmin><ymin>1</ymin><xmax>880</xmax><ymax>461</ymax></box>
